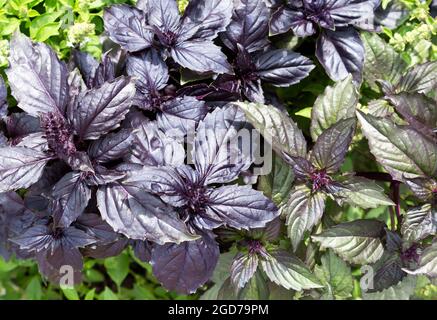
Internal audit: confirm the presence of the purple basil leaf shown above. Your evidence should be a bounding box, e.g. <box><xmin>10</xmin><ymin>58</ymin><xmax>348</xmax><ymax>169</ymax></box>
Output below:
<box><xmin>88</xmin><ymin>129</ymin><xmax>134</xmax><ymax>163</ymax></box>
<box><xmin>86</xmin><ymin>165</ymin><xmax>126</xmax><ymax>186</ymax></box>
<box><xmin>0</xmin><ymin>192</ymin><xmax>35</xmax><ymax>260</ymax></box>
<box><xmin>51</xmin><ymin>172</ymin><xmax>92</xmax><ymax>227</ymax></box>
<box><xmin>72</xmin><ymin>50</ymin><xmax>99</xmax><ymax>88</ymax></box>
<box><xmin>193</xmin><ymin>105</ymin><xmax>252</xmax><ymax>184</ymax></box>
<box><xmin>5</xmin><ymin>113</ymin><xmax>41</xmax><ymax>139</ymax></box>
<box><xmin>171</xmin><ymin>40</ymin><xmax>232</xmax><ymax>74</ymax></box>
<box><xmin>151</xmin><ymin>231</ymin><xmax>219</xmax><ymax>294</ymax></box>
<box><xmin>15</xmin><ymin>132</ymin><xmax>48</xmax><ymax>152</ymax></box>
<box><xmin>387</xmin><ymin>93</ymin><xmax>437</xmax><ymax>138</ymax></box>
<box><xmin>0</xmin><ymin>76</ymin><xmax>7</xmax><ymax>114</ymax></box>
<box><xmin>104</xmin><ymin>5</ymin><xmax>153</xmax><ymax>52</ymax></box>
<box><xmin>35</xmin><ymin>244</ymin><xmax>84</xmax><ymax>284</ymax></box>
<box><xmin>243</xmin><ymin>79</ymin><xmax>264</xmax><ymax>103</ymax></box>
<box><xmin>181</xmin><ymin>0</ymin><xmax>233</xmax><ymax>41</ymax></box>
<box><xmin>75</xmin><ymin>213</ymin><xmax>120</xmax><ymax>243</ymax></box>
<box><xmin>131</xmin><ymin>240</ymin><xmax>152</xmax><ymax>262</ymax></box>
<box><xmin>255</xmin><ymin>49</ymin><xmax>315</xmax><ymax>87</ymax></box>
<box><xmin>310</xmin><ymin>118</ymin><xmax>356</xmax><ymax>173</ymax></box>
<box><xmin>74</xmin><ymin>76</ymin><xmax>136</xmax><ymax>141</ymax></box>
<box><xmin>221</xmin><ymin>0</ymin><xmax>270</xmax><ymax>53</ymax></box>
<box><xmin>270</xmin><ymin>6</ymin><xmax>316</xmax><ymax>36</ymax></box>
<box><xmin>93</xmin><ymin>48</ymin><xmax>127</xmax><ymax>86</ymax></box>
<box><xmin>329</xmin><ymin>0</ymin><xmax>376</xmax><ymax>27</ymax></box>
<box><xmin>316</xmin><ymin>28</ymin><xmax>365</xmax><ymax>83</ymax></box>
<box><xmin>97</xmin><ymin>182</ymin><xmax>197</xmax><ymax>244</ymax></box>
<box><xmin>0</xmin><ymin>146</ymin><xmax>52</xmax><ymax>192</ymax></box>
<box><xmin>204</xmin><ymin>185</ymin><xmax>279</xmax><ymax>230</ymax></box>
<box><xmin>0</xmin><ymin>133</ymin><xmax>7</xmax><ymax>147</ymax></box>
<box><xmin>282</xmin><ymin>154</ymin><xmax>314</xmax><ymax>180</ymax></box>
<box><xmin>230</xmin><ymin>252</ymin><xmax>259</xmax><ymax>290</ymax></box>
<box><xmin>6</xmin><ymin>33</ymin><xmax>69</xmax><ymax>117</ymax></box>
<box><xmin>128</xmin><ymin>120</ymin><xmax>185</xmax><ymax>166</ymax></box>
<box><xmin>123</xmin><ymin>166</ymin><xmax>188</xmax><ymax>207</ymax></box>
<box><xmin>83</xmin><ymin>238</ymin><xmax>128</xmax><ymax>259</ymax></box>
<box><xmin>12</xmin><ymin>224</ymin><xmax>53</xmax><ymax>252</ymax></box>
<box><xmin>147</xmin><ymin>0</ymin><xmax>180</xmax><ymax>33</ymax></box>
<box><xmin>404</xmin><ymin>177</ymin><xmax>437</xmax><ymax>202</ymax></box>
<box><xmin>157</xmin><ymin>95</ymin><xmax>207</xmax><ymax>136</ymax></box>
<box><xmin>126</xmin><ymin>49</ymin><xmax>169</xmax><ymax>96</ymax></box>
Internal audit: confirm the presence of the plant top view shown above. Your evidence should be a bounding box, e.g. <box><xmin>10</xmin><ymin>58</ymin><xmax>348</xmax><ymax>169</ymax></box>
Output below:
<box><xmin>0</xmin><ymin>0</ymin><xmax>436</xmax><ymax>300</ymax></box>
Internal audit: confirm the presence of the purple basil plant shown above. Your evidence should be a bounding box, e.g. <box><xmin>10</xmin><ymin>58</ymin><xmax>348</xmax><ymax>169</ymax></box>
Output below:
<box><xmin>270</xmin><ymin>0</ymin><xmax>380</xmax><ymax>83</ymax></box>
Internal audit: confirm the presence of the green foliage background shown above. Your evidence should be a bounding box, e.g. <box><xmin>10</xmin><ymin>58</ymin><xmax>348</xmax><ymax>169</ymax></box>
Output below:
<box><xmin>0</xmin><ymin>0</ymin><xmax>436</xmax><ymax>300</ymax></box>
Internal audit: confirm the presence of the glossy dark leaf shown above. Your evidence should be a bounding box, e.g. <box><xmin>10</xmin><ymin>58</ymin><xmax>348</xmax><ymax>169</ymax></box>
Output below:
<box><xmin>254</xmin><ymin>49</ymin><xmax>315</xmax><ymax>87</ymax></box>
<box><xmin>52</xmin><ymin>172</ymin><xmax>92</xmax><ymax>227</ymax></box>
<box><xmin>126</xmin><ymin>49</ymin><xmax>168</xmax><ymax>95</ymax></box>
<box><xmin>0</xmin><ymin>147</ymin><xmax>52</xmax><ymax>192</ymax></box>
<box><xmin>310</xmin><ymin>118</ymin><xmax>356</xmax><ymax>173</ymax></box>
<box><xmin>104</xmin><ymin>5</ymin><xmax>153</xmax><ymax>52</ymax></box>
<box><xmin>312</xmin><ymin>219</ymin><xmax>386</xmax><ymax>264</ymax></box>
<box><xmin>128</xmin><ymin>120</ymin><xmax>185</xmax><ymax>167</ymax></box>
<box><xmin>335</xmin><ymin>175</ymin><xmax>394</xmax><ymax>209</ymax></box>
<box><xmin>158</xmin><ymin>96</ymin><xmax>208</xmax><ymax>135</ymax></box>
<box><xmin>316</xmin><ymin>28</ymin><xmax>365</xmax><ymax>83</ymax></box>
<box><xmin>151</xmin><ymin>232</ymin><xmax>220</xmax><ymax>294</ymax></box>
<box><xmin>310</xmin><ymin>74</ymin><xmax>358</xmax><ymax>140</ymax></box>
<box><xmin>171</xmin><ymin>40</ymin><xmax>232</xmax><ymax>74</ymax></box>
<box><xmin>74</xmin><ymin>76</ymin><xmax>136</xmax><ymax>141</ymax></box>
<box><xmin>404</xmin><ymin>177</ymin><xmax>437</xmax><ymax>202</ymax></box>
<box><xmin>270</xmin><ymin>6</ymin><xmax>316</xmax><ymax>37</ymax></box>
<box><xmin>357</xmin><ymin>111</ymin><xmax>437</xmax><ymax>180</ymax></box>
<box><xmin>221</xmin><ymin>0</ymin><xmax>270</xmax><ymax>53</ymax></box>
<box><xmin>88</xmin><ymin>129</ymin><xmax>134</xmax><ymax>163</ymax></box>
<box><xmin>260</xmin><ymin>249</ymin><xmax>323</xmax><ymax>291</ymax></box>
<box><xmin>204</xmin><ymin>185</ymin><xmax>279</xmax><ymax>230</ymax></box>
<box><xmin>401</xmin><ymin>204</ymin><xmax>437</xmax><ymax>243</ymax></box>
<box><xmin>193</xmin><ymin>105</ymin><xmax>251</xmax><ymax>184</ymax></box>
<box><xmin>230</xmin><ymin>252</ymin><xmax>259</xmax><ymax>290</ymax></box>
<box><xmin>97</xmin><ymin>182</ymin><xmax>197</xmax><ymax>244</ymax></box>
<box><xmin>182</xmin><ymin>0</ymin><xmax>233</xmax><ymax>41</ymax></box>
<box><xmin>237</xmin><ymin>102</ymin><xmax>307</xmax><ymax>158</ymax></box>
<box><xmin>6</xmin><ymin>33</ymin><xmax>69</xmax><ymax>117</ymax></box>
<box><xmin>387</xmin><ymin>93</ymin><xmax>437</xmax><ymax>137</ymax></box>
<box><xmin>147</xmin><ymin>0</ymin><xmax>180</xmax><ymax>33</ymax></box>
<box><xmin>396</xmin><ymin>61</ymin><xmax>437</xmax><ymax>94</ymax></box>
<box><xmin>5</xmin><ymin>113</ymin><xmax>41</xmax><ymax>139</ymax></box>
<box><xmin>284</xmin><ymin>184</ymin><xmax>326</xmax><ymax>251</ymax></box>
<box><xmin>404</xmin><ymin>242</ymin><xmax>437</xmax><ymax>278</ymax></box>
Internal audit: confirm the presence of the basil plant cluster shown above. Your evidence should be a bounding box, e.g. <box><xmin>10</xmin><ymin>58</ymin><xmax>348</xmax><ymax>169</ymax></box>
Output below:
<box><xmin>0</xmin><ymin>0</ymin><xmax>436</xmax><ymax>299</ymax></box>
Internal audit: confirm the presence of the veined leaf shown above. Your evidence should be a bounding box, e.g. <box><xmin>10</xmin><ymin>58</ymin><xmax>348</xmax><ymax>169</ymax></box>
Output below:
<box><xmin>361</xmin><ymin>32</ymin><xmax>407</xmax><ymax>91</ymax></box>
<box><xmin>402</xmin><ymin>204</ymin><xmax>437</xmax><ymax>243</ymax></box>
<box><xmin>237</xmin><ymin>102</ymin><xmax>307</xmax><ymax>158</ymax></box>
<box><xmin>357</xmin><ymin>111</ymin><xmax>437</xmax><ymax>181</ymax></box>
<box><xmin>284</xmin><ymin>184</ymin><xmax>326</xmax><ymax>251</ymax></box>
<box><xmin>362</xmin><ymin>276</ymin><xmax>417</xmax><ymax>300</ymax></box>
<box><xmin>314</xmin><ymin>250</ymin><xmax>354</xmax><ymax>300</ymax></box>
<box><xmin>312</xmin><ymin>219</ymin><xmax>385</xmax><ymax>265</ymax></box>
<box><xmin>311</xmin><ymin>75</ymin><xmax>358</xmax><ymax>140</ymax></box>
<box><xmin>336</xmin><ymin>175</ymin><xmax>394</xmax><ymax>209</ymax></box>
<box><xmin>258</xmin><ymin>153</ymin><xmax>294</xmax><ymax>207</ymax></box>
<box><xmin>260</xmin><ymin>249</ymin><xmax>323</xmax><ymax>291</ymax></box>
<box><xmin>404</xmin><ymin>242</ymin><xmax>437</xmax><ymax>278</ymax></box>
